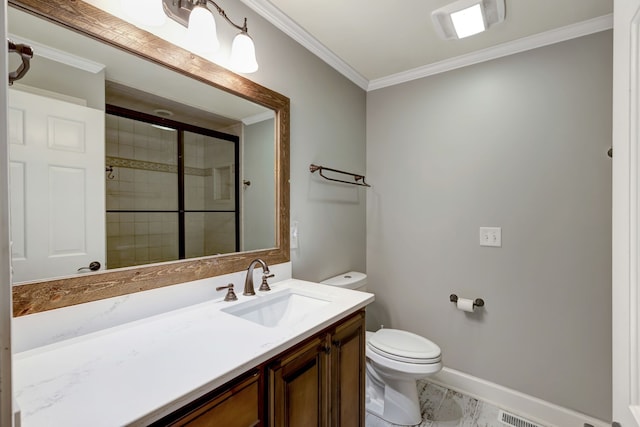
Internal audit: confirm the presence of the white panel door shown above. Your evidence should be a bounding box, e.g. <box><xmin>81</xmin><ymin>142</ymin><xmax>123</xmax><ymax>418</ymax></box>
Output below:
<box><xmin>613</xmin><ymin>0</ymin><xmax>640</xmax><ymax>425</ymax></box>
<box><xmin>8</xmin><ymin>89</ymin><xmax>104</xmax><ymax>282</ymax></box>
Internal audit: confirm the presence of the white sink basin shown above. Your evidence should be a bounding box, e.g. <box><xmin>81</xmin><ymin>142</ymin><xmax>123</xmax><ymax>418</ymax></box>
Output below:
<box><xmin>221</xmin><ymin>288</ymin><xmax>331</xmax><ymax>327</ymax></box>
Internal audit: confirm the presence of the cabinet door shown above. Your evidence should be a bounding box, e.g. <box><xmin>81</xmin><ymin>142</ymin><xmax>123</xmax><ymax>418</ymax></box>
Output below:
<box><xmin>268</xmin><ymin>336</ymin><xmax>330</xmax><ymax>427</ymax></box>
<box><xmin>331</xmin><ymin>311</ymin><xmax>366</xmax><ymax>427</ymax></box>
<box><xmin>164</xmin><ymin>372</ymin><xmax>261</xmax><ymax>427</ymax></box>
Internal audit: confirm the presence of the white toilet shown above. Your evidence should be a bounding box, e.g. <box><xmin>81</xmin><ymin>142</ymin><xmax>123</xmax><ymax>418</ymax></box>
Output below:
<box><xmin>321</xmin><ymin>272</ymin><xmax>442</xmax><ymax>426</ymax></box>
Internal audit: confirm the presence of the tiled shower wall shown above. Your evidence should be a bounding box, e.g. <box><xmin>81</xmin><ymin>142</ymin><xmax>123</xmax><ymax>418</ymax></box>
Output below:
<box><xmin>105</xmin><ymin>115</ymin><xmax>236</xmax><ymax>269</ymax></box>
<box><xmin>105</xmin><ymin>115</ymin><xmax>178</xmax><ymax>269</ymax></box>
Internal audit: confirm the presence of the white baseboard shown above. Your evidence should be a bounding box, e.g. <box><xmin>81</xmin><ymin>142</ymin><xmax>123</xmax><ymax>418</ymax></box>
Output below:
<box><xmin>429</xmin><ymin>367</ymin><xmax>608</xmax><ymax>427</ymax></box>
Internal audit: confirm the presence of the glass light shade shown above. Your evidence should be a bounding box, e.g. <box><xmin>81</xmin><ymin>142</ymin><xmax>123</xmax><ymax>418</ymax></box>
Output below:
<box><xmin>450</xmin><ymin>4</ymin><xmax>486</xmax><ymax>39</ymax></box>
<box><xmin>121</xmin><ymin>0</ymin><xmax>166</xmax><ymax>27</ymax></box>
<box><xmin>187</xmin><ymin>5</ymin><xmax>220</xmax><ymax>53</ymax></box>
<box><xmin>230</xmin><ymin>33</ymin><xmax>258</xmax><ymax>73</ymax></box>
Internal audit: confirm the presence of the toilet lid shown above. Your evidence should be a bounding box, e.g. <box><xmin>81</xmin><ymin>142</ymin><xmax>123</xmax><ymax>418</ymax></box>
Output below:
<box><xmin>368</xmin><ymin>329</ymin><xmax>441</xmax><ymax>364</ymax></box>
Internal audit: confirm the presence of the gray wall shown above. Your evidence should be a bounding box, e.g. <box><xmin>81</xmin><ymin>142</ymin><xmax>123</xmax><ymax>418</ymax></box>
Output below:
<box><xmin>366</xmin><ymin>31</ymin><xmax>612</xmax><ymax>420</ymax></box>
<box><xmin>233</xmin><ymin>4</ymin><xmax>368</xmax><ymax>282</ymax></box>
<box><xmin>243</xmin><ymin>118</ymin><xmax>276</xmax><ymax>251</ymax></box>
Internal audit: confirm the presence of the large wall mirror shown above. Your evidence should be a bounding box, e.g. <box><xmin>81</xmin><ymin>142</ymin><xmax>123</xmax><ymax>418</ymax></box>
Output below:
<box><xmin>8</xmin><ymin>0</ymin><xmax>290</xmax><ymax>316</ymax></box>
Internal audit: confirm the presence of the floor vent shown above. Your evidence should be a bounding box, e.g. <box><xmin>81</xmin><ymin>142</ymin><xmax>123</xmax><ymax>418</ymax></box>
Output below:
<box><xmin>499</xmin><ymin>410</ymin><xmax>545</xmax><ymax>427</ymax></box>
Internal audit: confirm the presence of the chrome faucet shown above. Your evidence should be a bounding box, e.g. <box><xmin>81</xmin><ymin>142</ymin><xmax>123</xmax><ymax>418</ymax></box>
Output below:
<box><xmin>243</xmin><ymin>258</ymin><xmax>274</xmax><ymax>295</ymax></box>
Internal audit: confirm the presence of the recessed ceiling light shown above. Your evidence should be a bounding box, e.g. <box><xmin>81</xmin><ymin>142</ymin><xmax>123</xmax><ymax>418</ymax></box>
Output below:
<box><xmin>431</xmin><ymin>0</ymin><xmax>505</xmax><ymax>40</ymax></box>
<box><xmin>153</xmin><ymin>109</ymin><xmax>174</xmax><ymax>117</ymax></box>
<box><xmin>151</xmin><ymin>109</ymin><xmax>175</xmax><ymax>131</ymax></box>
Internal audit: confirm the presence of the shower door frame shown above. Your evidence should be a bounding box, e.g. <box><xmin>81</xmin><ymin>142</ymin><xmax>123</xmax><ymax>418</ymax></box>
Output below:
<box><xmin>105</xmin><ymin>104</ymin><xmax>241</xmax><ymax>265</ymax></box>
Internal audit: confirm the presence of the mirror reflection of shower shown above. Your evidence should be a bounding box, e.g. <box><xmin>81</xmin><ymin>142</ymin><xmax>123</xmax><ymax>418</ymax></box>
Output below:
<box><xmin>105</xmin><ymin>107</ymin><xmax>239</xmax><ymax>269</ymax></box>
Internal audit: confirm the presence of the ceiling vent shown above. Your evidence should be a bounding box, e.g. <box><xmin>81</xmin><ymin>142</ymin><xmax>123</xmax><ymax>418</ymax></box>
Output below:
<box><xmin>431</xmin><ymin>0</ymin><xmax>505</xmax><ymax>40</ymax></box>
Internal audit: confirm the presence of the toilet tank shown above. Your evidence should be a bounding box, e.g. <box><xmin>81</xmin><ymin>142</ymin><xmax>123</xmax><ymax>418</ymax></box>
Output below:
<box><xmin>320</xmin><ymin>271</ymin><xmax>367</xmax><ymax>291</ymax></box>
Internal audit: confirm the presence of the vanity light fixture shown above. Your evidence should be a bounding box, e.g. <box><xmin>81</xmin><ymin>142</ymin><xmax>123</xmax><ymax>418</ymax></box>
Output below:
<box><xmin>431</xmin><ymin>0</ymin><xmax>505</xmax><ymax>40</ymax></box>
<box><xmin>186</xmin><ymin>1</ymin><xmax>220</xmax><ymax>53</ymax></box>
<box><xmin>161</xmin><ymin>0</ymin><xmax>258</xmax><ymax>73</ymax></box>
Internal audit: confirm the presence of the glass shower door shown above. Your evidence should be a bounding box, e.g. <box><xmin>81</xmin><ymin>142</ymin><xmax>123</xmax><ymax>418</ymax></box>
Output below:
<box><xmin>183</xmin><ymin>131</ymin><xmax>238</xmax><ymax>257</ymax></box>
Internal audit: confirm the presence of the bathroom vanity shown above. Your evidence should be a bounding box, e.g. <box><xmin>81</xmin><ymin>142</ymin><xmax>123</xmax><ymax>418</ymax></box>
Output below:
<box><xmin>13</xmin><ymin>279</ymin><xmax>373</xmax><ymax>426</ymax></box>
<box><xmin>156</xmin><ymin>310</ymin><xmax>365</xmax><ymax>426</ymax></box>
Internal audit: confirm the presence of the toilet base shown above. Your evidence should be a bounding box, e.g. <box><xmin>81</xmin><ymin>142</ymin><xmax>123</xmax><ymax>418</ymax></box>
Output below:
<box><xmin>366</xmin><ymin>362</ymin><xmax>423</xmax><ymax>426</ymax></box>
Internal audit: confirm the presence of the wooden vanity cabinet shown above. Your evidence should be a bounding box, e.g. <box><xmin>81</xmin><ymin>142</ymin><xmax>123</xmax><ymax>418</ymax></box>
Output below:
<box><xmin>268</xmin><ymin>335</ymin><xmax>331</xmax><ymax>426</ymax></box>
<box><xmin>268</xmin><ymin>310</ymin><xmax>366</xmax><ymax>427</ymax></box>
<box><xmin>153</xmin><ymin>371</ymin><xmax>262</xmax><ymax>427</ymax></box>
<box><xmin>330</xmin><ymin>311</ymin><xmax>366</xmax><ymax>426</ymax></box>
<box><xmin>153</xmin><ymin>310</ymin><xmax>365</xmax><ymax>427</ymax></box>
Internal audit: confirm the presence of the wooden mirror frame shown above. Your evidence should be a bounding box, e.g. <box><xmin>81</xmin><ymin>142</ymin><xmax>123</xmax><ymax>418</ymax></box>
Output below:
<box><xmin>9</xmin><ymin>0</ymin><xmax>290</xmax><ymax>316</ymax></box>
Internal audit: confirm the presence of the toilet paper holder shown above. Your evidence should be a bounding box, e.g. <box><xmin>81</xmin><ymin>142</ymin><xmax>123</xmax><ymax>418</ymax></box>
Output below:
<box><xmin>449</xmin><ymin>294</ymin><xmax>484</xmax><ymax>308</ymax></box>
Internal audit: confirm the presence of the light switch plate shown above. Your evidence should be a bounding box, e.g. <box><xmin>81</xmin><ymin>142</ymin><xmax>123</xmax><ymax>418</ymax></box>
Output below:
<box><xmin>480</xmin><ymin>227</ymin><xmax>501</xmax><ymax>247</ymax></box>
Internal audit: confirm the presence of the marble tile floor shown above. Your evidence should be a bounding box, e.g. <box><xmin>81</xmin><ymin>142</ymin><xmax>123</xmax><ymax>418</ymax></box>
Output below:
<box><xmin>365</xmin><ymin>380</ymin><xmax>517</xmax><ymax>427</ymax></box>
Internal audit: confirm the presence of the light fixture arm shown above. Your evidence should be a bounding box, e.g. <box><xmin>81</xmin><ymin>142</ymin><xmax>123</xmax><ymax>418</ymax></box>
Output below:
<box><xmin>202</xmin><ymin>0</ymin><xmax>248</xmax><ymax>33</ymax></box>
<box><xmin>162</xmin><ymin>0</ymin><xmax>249</xmax><ymax>33</ymax></box>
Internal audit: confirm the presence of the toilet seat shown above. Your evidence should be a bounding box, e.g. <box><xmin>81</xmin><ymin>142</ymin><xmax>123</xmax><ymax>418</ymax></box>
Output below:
<box><xmin>368</xmin><ymin>329</ymin><xmax>441</xmax><ymax>364</ymax></box>
<box><xmin>364</xmin><ymin>329</ymin><xmax>443</xmax><ymax>425</ymax></box>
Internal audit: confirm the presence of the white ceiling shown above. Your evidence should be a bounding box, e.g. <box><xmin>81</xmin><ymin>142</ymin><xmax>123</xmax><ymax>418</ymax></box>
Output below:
<box><xmin>241</xmin><ymin>0</ymin><xmax>613</xmax><ymax>90</ymax></box>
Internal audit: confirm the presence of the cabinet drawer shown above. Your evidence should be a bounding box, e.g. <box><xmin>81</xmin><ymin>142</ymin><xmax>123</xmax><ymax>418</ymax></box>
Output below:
<box><xmin>164</xmin><ymin>373</ymin><xmax>260</xmax><ymax>427</ymax></box>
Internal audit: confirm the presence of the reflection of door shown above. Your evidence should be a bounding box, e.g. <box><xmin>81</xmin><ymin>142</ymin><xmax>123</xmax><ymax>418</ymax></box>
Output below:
<box><xmin>8</xmin><ymin>89</ymin><xmax>105</xmax><ymax>282</ymax></box>
<box><xmin>613</xmin><ymin>0</ymin><xmax>640</xmax><ymax>425</ymax></box>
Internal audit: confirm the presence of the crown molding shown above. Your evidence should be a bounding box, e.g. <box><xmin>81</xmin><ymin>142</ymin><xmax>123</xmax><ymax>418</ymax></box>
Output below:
<box><xmin>368</xmin><ymin>13</ymin><xmax>613</xmax><ymax>91</ymax></box>
<box><xmin>242</xmin><ymin>110</ymin><xmax>274</xmax><ymax>125</ymax></box>
<box><xmin>8</xmin><ymin>34</ymin><xmax>105</xmax><ymax>74</ymax></box>
<box><xmin>238</xmin><ymin>0</ymin><xmax>369</xmax><ymax>90</ymax></box>
<box><xmin>238</xmin><ymin>2</ymin><xmax>611</xmax><ymax>92</ymax></box>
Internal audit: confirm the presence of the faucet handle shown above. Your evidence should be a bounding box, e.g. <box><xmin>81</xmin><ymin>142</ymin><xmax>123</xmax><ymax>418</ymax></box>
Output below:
<box><xmin>259</xmin><ymin>273</ymin><xmax>275</xmax><ymax>292</ymax></box>
<box><xmin>216</xmin><ymin>283</ymin><xmax>238</xmax><ymax>301</ymax></box>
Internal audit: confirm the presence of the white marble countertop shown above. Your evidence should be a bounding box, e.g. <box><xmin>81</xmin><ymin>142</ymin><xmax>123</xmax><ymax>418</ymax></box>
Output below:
<box><xmin>13</xmin><ymin>279</ymin><xmax>374</xmax><ymax>426</ymax></box>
